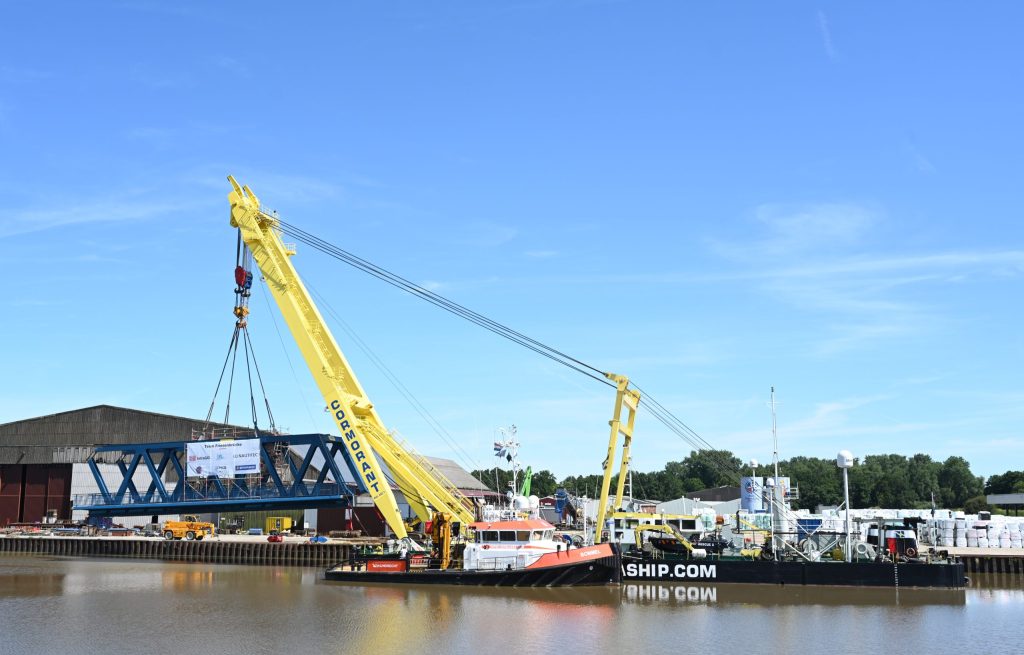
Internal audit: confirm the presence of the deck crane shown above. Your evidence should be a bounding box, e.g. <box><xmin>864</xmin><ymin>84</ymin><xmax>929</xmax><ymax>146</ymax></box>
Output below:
<box><xmin>227</xmin><ymin>176</ymin><xmax>476</xmax><ymax>540</ymax></box>
<box><xmin>594</xmin><ymin>373</ymin><xmax>641</xmax><ymax>543</ymax></box>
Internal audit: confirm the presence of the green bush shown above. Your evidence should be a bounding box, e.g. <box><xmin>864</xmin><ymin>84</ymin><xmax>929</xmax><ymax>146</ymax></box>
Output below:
<box><xmin>963</xmin><ymin>496</ymin><xmax>990</xmax><ymax>514</ymax></box>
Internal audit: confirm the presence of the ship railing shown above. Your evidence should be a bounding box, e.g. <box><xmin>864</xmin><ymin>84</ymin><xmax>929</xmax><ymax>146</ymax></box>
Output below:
<box><xmin>472</xmin><ymin>556</ymin><xmax>520</xmax><ymax>571</ymax></box>
<box><xmin>481</xmin><ymin>507</ymin><xmax>528</xmax><ymax>523</ymax></box>
<box><xmin>72</xmin><ymin>481</ymin><xmax>347</xmax><ymax>508</ymax></box>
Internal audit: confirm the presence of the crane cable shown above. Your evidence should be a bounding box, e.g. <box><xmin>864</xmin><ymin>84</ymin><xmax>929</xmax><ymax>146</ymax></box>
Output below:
<box><xmin>633</xmin><ymin>385</ymin><xmax>743</xmax><ymax>483</ymax></box>
<box><xmin>273</xmin><ymin>217</ymin><xmax>742</xmax><ymax>483</ymax></box>
<box><xmin>203</xmin><ymin>235</ymin><xmax>278</xmax><ymax>435</ymax></box>
<box><xmin>276</xmin><ymin>219</ymin><xmax>613</xmax><ymax>388</ymax></box>
<box><xmin>308</xmin><ymin>283</ymin><xmax>485</xmax><ymax>475</ymax></box>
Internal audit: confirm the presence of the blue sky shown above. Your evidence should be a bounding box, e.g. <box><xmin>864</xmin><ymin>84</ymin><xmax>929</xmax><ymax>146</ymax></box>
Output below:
<box><xmin>1</xmin><ymin>2</ymin><xmax>1021</xmax><ymax>483</ymax></box>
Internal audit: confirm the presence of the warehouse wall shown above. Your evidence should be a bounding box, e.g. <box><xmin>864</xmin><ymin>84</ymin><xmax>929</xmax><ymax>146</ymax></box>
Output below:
<box><xmin>0</xmin><ymin>464</ymin><xmax>72</xmax><ymax>525</ymax></box>
<box><xmin>69</xmin><ymin>463</ymin><xmax>163</xmax><ymax>528</ymax></box>
<box><xmin>0</xmin><ymin>465</ymin><xmax>23</xmax><ymax>524</ymax></box>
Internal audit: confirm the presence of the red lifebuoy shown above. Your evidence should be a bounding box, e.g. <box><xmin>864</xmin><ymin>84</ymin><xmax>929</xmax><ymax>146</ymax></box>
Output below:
<box><xmin>906</xmin><ymin>547</ymin><xmax>918</xmax><ymax>558</ymax></box>
<box><xmin>482</xmin><ymin>544</ymin><xmax>490</xmax><ymax>550</ymax></box>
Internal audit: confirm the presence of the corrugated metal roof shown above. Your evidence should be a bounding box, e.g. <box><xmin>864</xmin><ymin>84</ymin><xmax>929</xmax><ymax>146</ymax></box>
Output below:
<box><xmin>0</xmin><ymin>405</ymin><xmax>249</xmax><ymax>464</ymax></box>
<box><xmin>988</xmin><ymin>494</ymin><xmax>1024</xmax><ymax>505</ymax></box>
<box><xmin>423</xmin><ymin>455</ymin><xmax>490</xmax><ymax>491</ymax></box>
<box><xmin>0</xmin><ymin>407</ymin><xmax>489</xmax><ymax>497</ymax></box>
<box><xmin>684</xmin><ymin>485</ymin><xmax>741</xmax><ymax>502</ymax></box>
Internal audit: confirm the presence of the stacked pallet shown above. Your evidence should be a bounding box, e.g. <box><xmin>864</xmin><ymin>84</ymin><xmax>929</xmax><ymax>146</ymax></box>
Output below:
<box><xmin>922</xmin><ymin>516</ymin><xmax>1024</xmax><ymax>549</ymax></box>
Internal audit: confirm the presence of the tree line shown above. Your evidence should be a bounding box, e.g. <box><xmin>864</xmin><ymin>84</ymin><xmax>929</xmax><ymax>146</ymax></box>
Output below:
<box><xmin>471</xmin><ymin>449</ymin><xmax>1014</xmax><ymax>512</ymax></box>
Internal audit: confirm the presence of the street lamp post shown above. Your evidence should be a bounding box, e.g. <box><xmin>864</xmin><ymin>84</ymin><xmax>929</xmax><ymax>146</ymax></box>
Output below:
<box><xmin>748</xmin><ymin>459</ymin><xmax>759</xmax><ymax>552</ymax></box>
<box><xmin>748</xmin><ymin>459</ymin><xmax>759</xmax><ymax>504</ymax></box>
<box><xmin>769</xmin><ymin>387</ymin><xmax>781</xmax><ymax>561</ymax></box>
<box><xmin>837</xmin><ymin>450</ymin><xmax>854</xmax><ymax>562</ymax></box>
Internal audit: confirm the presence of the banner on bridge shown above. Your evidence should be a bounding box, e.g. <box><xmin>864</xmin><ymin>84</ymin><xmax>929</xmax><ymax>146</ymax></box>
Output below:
<box><xmin>186</xmin><ymin>439</ymin><xmax>261</xmax><ymax>478</ymax></box>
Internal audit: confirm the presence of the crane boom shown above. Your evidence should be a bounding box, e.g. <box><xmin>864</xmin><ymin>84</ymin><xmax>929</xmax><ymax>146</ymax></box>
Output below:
<box><xmin>227</xmin><ymin>177</ymin><xmax>474</xmax><ymax>537</ymax></box>
<box><xmin>595</xmin><ymin>373</ymin><xmax>640</xmax><ymax>543</ymax></box>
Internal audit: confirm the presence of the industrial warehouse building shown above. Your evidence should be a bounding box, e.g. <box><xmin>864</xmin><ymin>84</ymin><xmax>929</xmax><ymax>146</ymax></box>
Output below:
<box><xmin>0</xmin><ymin>405</ymin><xmax>494</xmax><ymax>533</ymax></box>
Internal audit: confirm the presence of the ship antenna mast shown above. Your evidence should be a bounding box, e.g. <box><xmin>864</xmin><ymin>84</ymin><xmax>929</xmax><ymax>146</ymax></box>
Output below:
<box><xmin>771</xmin><ymin>386</ymin><xmax>780</xmax><ymax>561</ymax></box>
<box><xmin>495</xmin><ymin>425</ymin><xmax>520</xmax><ymax>496</ymax></box>
<box><xmin>771</xmin><ymin>386</ymin><xmax>779</xmax><ymax>492</ymax></box>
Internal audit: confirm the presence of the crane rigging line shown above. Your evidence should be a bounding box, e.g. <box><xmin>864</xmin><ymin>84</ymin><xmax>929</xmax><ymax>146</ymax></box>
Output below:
<box><xmin>276</xmin><ymin>219</ymin><xmax>613</xmax><ymax>388</ymax></box>
<box><xmin>203</xmin><ymin>239</ymin><xmax>279</xmax><ymax>436</ymax></box>
<box><xmin>632</xmin><ymin>381</ymin><xmax>743</xmax><ymax>476</ymax></box>
<box><xmin>242</xmin><ymin>326</ymin><xmax>277</xmax><ymax>432</ymax></box>
<box><xmin>307</xmin><ymin>283</ymin><xmax>485</xmax><ymax>475</ymax></box>
<box><xmin>223</xmin><ymin>330</ymin><xmax>240</xmax><ymax>425</ymax></box>
<box><xmin>204</xmin><ymin>328</ymin><xmax>240</xmax><ymax>427</ymax></box>
<box><xmin>242</xmin><ymin>326</ymin><xmax>258</xmax><ymax>428</ymax></box>
<box><xmin>257</xmin><ymin>279</ymin><xmax>321</xmax><ymax>431</ymax></box>
<box><xmin>634</xmin><ymin>395</ymin><xmax>743</xmax><ymax>483</ymax></box>
<box><xmin>272</xmin><ymin>216</ymin><xmax>742</xmax><ymax>482</ymax></box>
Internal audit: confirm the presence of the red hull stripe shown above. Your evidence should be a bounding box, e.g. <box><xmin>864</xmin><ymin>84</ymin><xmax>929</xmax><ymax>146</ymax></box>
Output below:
<box><xmin>526</xmin><ymin>544</ymin><xmax>615</xmax><ymax>570</ymax></box>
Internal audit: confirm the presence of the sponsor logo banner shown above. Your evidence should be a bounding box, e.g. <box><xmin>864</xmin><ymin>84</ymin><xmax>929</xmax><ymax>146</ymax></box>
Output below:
<box><xmin>186</xmin><ymin>439</ymin><xmax>261</xmax><ymax>478</ymax></box>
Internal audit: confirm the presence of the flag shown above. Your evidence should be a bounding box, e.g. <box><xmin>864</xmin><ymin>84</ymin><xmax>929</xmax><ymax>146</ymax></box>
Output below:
<box><xmin>520</xmin><ymin>466</ymin><xmax>532</xmax><ymax>496</ymax></box>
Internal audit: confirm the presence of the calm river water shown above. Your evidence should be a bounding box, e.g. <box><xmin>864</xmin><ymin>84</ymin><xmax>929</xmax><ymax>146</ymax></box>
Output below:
<box><xmin>1</xmin><ymin>556</ymin><xmax>1021</xmax><ymax>654</ymax></box>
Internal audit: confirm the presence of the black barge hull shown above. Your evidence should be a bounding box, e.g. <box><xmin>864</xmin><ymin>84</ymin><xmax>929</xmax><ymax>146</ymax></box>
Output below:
<box><xmin>325</xmin><ymin>553</ymin><xmax>622</xmax><ymax>587</ymax></box>
<box><xmin>622</xmin><ymin>556</ymin><xmax>966</xmax><ymax>588</ymax></box>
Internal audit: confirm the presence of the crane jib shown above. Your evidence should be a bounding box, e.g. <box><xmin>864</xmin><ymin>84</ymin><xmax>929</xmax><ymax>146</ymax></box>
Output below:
<box><xmin>329</xmin><ymin>400</ymin><xmax>382</xmax><ymax>495</ymax></box>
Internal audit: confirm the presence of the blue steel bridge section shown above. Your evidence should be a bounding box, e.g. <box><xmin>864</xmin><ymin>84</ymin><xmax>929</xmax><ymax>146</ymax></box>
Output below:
<box><xmin>73</xmin><ymin>433</ymin><xmax>363</xmax><ymax>517</ymax></box>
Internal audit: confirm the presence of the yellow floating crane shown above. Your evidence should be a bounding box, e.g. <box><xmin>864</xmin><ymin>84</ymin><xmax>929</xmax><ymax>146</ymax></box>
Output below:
<box><xmin>227</xmin><ymin>176</ymin><xmax>475</xmax><ymax>539</ymax></box>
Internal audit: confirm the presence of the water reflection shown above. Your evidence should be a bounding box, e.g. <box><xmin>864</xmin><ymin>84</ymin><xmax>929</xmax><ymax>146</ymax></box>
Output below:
<box><xmin>162</xmin><ymin>569</ymin><xmax>215</xmax><ymax>592</ymax></box>
<box><xmin>965</xmin><ymin>573</ymin><xmax>1024</xmax><ymax>605</ymax></box>
<box><xmin>4</xmin><ymin>556</ymin><xmax>1023</xmax><ymax>654</ymax></box>
<box><xmin>621</xmin><ymin>582</ymin><xmax>967</xmax><ymax>607</ymax></box>
<box><xmin>0</xmin><ymin>571</ymin><xmax>67</xmax><ymax>597</ymax></box>
<box><xmin>324</xmin><ymin>581</ymin><xmax>621</xmax><ymax>607</ymax></box>
<box><xmin>320</xmin><ymin>582</ymin><xmax>622</xmax><ymax>653</ymax></box>
<box><xmin>968</xmin><ymin>572</ymin><xmax>1024</xmax><ymax>590</ymax></box>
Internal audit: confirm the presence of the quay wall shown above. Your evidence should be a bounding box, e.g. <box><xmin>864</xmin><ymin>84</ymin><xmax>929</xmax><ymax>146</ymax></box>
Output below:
<box><xmin>960</xmin><ymin>555</ymin><xmax>1024</xmax><ymax>575</ymax></box>
<box><xmin>939</xmin><ymin>547</ymin><xmax>1024</xmax><ymax>576</ymax></box>
<box><xmin>5</xmin><ymin>537</ymin><xmax>1023</xmax><ymax>577</ymax></box>
<box><xmin>0</xmin><ymin>536</ymin><xmax>351</xmax><ymax>567</ymax></box>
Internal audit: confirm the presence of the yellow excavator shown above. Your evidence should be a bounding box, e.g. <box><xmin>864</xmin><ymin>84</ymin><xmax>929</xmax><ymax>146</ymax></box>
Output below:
<box><xmin>633</xmin><ymin>524</ymin><xmax>707</xmax><ymax>559</ymax></box>
<box><xmin>430</xmin><ymin>512</ymin><xmax>455</xmax><ymax>570</ymax></box>
<box><xmin>735</xmin><ymin>514</ymin><xmax>770</xmax><ymax>559</ymax></box>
